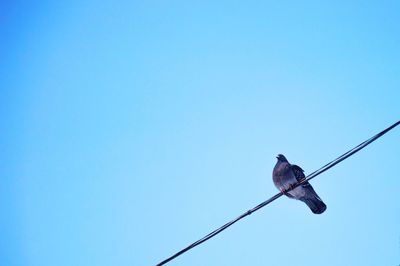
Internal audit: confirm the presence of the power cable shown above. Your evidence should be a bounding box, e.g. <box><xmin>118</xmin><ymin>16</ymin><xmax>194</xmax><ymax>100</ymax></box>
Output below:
<box><xmin>156</xmin><ymin>120</ymin><xmax>400</xmax><ymax>266</ymax></box>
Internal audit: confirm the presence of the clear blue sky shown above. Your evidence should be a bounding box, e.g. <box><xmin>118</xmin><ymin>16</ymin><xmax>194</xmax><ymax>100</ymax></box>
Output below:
<box><xmin>1</xmin><ymin>1</ymin><xmax>400</xmax><ymax>266</ymax></box>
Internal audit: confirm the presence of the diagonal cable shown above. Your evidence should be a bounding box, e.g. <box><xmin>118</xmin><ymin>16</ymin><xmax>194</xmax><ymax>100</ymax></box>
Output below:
<box><xmin>156</xmin><ymin>120</ymin><xmax>400</xmax><ymax>266</ymax></box>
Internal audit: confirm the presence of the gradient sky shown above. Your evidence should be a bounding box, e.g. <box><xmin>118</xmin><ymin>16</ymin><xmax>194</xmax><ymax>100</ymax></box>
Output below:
<box><xmin>1</xmin><ymin>1</ymin><xmax>400</xmax><ymax>266</ymax></box>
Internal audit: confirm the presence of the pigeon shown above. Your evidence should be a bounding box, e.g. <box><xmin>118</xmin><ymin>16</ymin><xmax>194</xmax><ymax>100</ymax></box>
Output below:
<box><xmin>272</xmin><ymin>154</ymin><xmax>327</xmax><ymax>214</ymax></box>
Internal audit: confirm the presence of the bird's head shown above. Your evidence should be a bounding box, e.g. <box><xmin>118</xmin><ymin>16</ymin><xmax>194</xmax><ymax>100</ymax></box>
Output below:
<box><xmin>276</xmin><ymin>154</ymin><xmax>288</xmax><ymax>162</ymax></box>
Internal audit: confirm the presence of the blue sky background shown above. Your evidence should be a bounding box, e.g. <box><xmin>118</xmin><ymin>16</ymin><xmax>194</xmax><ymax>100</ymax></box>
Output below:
<box><xmin>1</xmin><ymin>1</ymin><xmax>400</xmax><ymax>266</ymax></box>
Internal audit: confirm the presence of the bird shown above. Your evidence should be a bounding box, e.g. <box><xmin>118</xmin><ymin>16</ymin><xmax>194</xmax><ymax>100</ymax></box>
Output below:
<box><xmin>272</xmin><ymin>154</ymin><xmax>327</xmax><ymax>214</ymax></box>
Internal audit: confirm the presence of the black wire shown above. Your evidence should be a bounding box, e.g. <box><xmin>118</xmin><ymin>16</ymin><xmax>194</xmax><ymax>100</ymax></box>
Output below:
<box><xmin>156</xmin><ymin>120</ymin><xmax>400</xmax><ymax>266</ymax></box>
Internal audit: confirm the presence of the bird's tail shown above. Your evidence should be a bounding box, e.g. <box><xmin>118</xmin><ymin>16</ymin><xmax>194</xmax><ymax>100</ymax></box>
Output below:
<box><xmin>300</xmin><ymin>196</ymin><xmax>327</xmax><ymax>214</ymax></box>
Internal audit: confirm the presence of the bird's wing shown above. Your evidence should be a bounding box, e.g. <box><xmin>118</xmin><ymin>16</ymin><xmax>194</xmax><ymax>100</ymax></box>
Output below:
<box><xmin>290</xmin><ymin>165</ymin><xmax>327</xmax><ymax>214</ymax></box>
<box><xmin>291</xmin><ymin>164</ymin><xmax>305</xmax><ymax>181</ymax></box>
<box><xmin>290</xmin><ymin>164</ymin><xmax>312</xmax><ymax>188</ymax></box>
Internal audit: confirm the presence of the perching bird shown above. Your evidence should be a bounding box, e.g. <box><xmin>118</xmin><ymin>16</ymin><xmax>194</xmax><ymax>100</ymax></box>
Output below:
<box><xmin>273</xmin><ymin>154</ymin><xmax>327</xmax><ymax>214</ymax></box>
